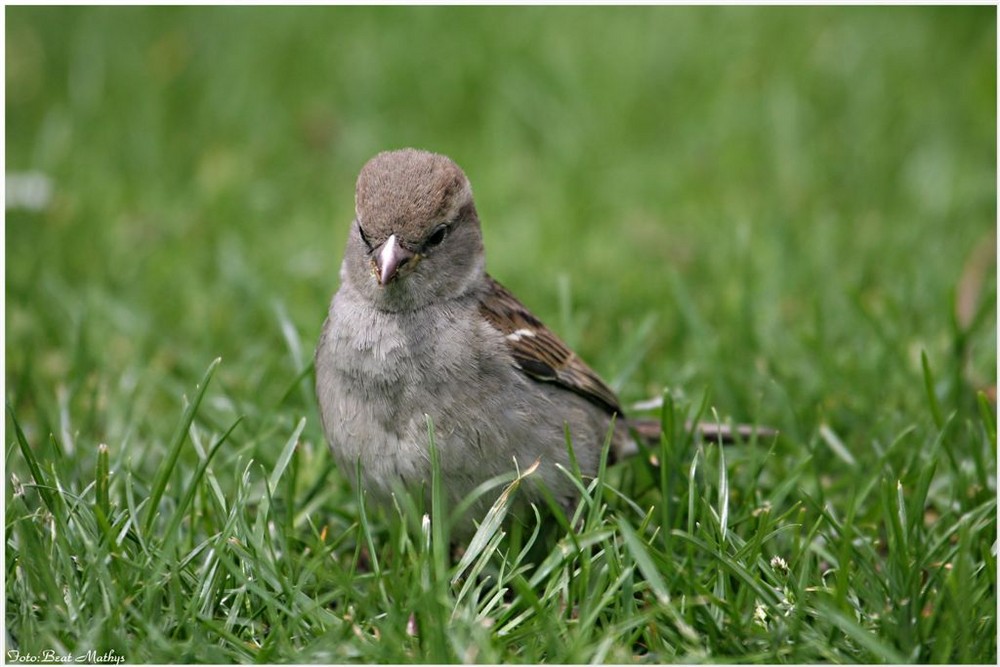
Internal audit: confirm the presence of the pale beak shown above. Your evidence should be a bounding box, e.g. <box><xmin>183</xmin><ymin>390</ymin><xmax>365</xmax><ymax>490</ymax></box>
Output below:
<box><xmin>374</xmin><ymin>234</ymin><xmax>415</xmax><ymax>285</ymax></box>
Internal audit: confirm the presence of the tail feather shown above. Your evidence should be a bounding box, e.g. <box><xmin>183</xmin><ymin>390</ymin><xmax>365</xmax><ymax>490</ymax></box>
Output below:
<box><xmin>618</xmin><ymin>418</ymin><xmax>778</xmax><ymax>461</ymax></box>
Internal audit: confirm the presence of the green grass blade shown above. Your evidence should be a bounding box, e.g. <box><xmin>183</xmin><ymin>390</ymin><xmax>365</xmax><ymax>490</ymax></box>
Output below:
<box><xmin>920</xmin><ymin>350</ymin><xmax>945</xmax><ymax>429</ymax></box>
<box><xmin>427</xmin><ymin>414</ymin><xmax>449</xmax><ymax>585</ymax></box>
<box><xmin>717</xmin><ymin>415</ymin><xmax>729</xmax><ymax>543</ymax></box>
<box><xmin>814</xmin><ymin>598</ymin><xmax>907</xmax><ymax>663</ymax></box>
<box><xmin>143</xmin><ymin>357</ymin><xmax>221</xmax><ymax>536</ymax></box>
<box><xmin>352</xmin><ymin>460</ymin><xmax>385</xmax><ymax>602</ymax></box>
<box><xmin>95</xmin><ymin>443</ymin><xmax>110</xmax><ymax>518</ymax></box>
<box><xmin>268</xmin><ymin>417</ymin><xmax>305</xmax><ymax>492</ymax></box>
<box><xmin>8</xmin><ymin>404</ymin><xmax>60</xmax><ymax>518</ymax></box>
<box><xmin>161</xmin><ymin>416</ymin><xmax>242</xmax><ymax>550</ymax></box>
<box><xmin>818</xmin><ymin>423</ymin><xmax>856</xmax><ymax>466</ymax></box>
<box><xmin>454</xmin><ymin>459</ymin><xmax>538</xmax><ymax>585</ymax></box>
<box><xmin>617</xmin><ymin>518</ymin><xmax>670</xmax><ymax>606</ymax></box>
<box><xmin>659</xmin><ymin>389</ymin><xmax>677</xmax><ymax>545</ymax></box>
<box><xmin>585</xmin><ymin>415</ymin><xmax>616</xmax><ymax>529</ymax></box>
<box><xmin>977</xmin><ymin>390</ymin><xmax>996</xmax><ymax>451</ymax></box>
<box><xmin>92</xmin><ymin>442</ymin><xmax>115</xmax><ymax>546</ymax></box>
<box><xmin>670</xmin><ymin>529</ymin><xmax>780</xmax><ymax>606</ymax></box>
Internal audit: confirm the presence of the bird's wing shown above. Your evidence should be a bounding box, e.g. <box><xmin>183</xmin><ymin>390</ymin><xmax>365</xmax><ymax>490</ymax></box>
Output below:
<box><xmin>478</xmin><ymin>274</ymin><xmax>624</xmax><ymax>417</ymax></box>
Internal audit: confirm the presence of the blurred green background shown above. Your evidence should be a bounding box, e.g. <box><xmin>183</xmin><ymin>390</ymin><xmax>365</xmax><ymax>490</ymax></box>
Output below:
<box><xmin>5</xmin><ymin>6</ymin><xmax>997</xmax><ymax>662</ymax></box>
<box><xmin>6</xmin><ymin>5</ymin><xmax>996</xmax><ymax>484</ymax></box>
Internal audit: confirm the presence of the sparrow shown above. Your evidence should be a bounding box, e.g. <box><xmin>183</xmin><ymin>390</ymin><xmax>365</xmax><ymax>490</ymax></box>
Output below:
<box><xmin>315</xmin><ymin>148</ymin><xmax>769</xmax><ymax>535</ymax></box>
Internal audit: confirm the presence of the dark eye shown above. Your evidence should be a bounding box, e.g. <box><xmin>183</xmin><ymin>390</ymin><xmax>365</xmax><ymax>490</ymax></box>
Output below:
<box><xmin>424</xmin><ymin>224</ymin><xmax>449</xmax><ymax>249</ymax></box>
<box><xmin>357</xmin><ymin>224</ymin><xmax>373</xmax><ymax>250</ymax></box>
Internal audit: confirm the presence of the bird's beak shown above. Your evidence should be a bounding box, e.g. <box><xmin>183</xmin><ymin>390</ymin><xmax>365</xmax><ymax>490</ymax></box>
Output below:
<box><xmin>373</xmin><ymin>234</ymin><xmax>416</xmax><ymax>285</ymax></box>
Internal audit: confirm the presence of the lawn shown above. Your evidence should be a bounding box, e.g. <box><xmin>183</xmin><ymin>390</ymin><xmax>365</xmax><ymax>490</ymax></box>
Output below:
<box><xmin>5</xmin><ymin>5</ymin><xmax>997</xmax><ymax>663</ymax></box>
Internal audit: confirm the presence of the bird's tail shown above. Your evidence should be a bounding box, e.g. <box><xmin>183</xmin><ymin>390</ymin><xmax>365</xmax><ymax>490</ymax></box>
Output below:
<box><xmin>618</xmin><ymin>418</ymin><xmax>778</xmax><ymax>460</ymax></box>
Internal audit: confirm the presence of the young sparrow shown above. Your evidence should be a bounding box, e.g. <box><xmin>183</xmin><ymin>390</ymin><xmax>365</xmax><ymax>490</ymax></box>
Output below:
<box><xmin>315</xmin><ymin>149</ymin><xmax>766</xmax><ymax>535</ymax></box>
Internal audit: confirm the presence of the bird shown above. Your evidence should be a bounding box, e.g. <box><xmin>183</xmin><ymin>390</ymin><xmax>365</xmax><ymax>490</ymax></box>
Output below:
<box><xmin>315</xmin><ymin>148</ymin><xmax>771</xmax><ymax>536</ymax></box>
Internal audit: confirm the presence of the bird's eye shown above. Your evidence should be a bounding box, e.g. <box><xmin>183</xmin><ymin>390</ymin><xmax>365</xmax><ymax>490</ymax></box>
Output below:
<box><xmin>357</xmin><ymin>224</ymin><xmax>373</xmax><ymax>250</ymax></box>
<box><xmin>424</xmin><ymin>224</ymin><xmax>449</xmax><ymax>249</ymax></box>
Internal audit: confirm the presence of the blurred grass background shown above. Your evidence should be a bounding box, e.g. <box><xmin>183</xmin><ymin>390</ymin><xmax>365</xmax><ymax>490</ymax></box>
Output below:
<box><xmin>7</xmin><ymin>6</ymin><xmax>995</xmax><ymax>428</ymax></box>
<box><xmin>5</xmin><ymin>5</ymin><xmax>997</xmax><ymax>662</ymax></box>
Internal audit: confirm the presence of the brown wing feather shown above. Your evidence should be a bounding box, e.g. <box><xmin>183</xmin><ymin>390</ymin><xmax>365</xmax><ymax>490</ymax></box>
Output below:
<box><xmin>478</xmin><ymin>275</ymin><xmax>625</xmax><ymax>417</ymax></box>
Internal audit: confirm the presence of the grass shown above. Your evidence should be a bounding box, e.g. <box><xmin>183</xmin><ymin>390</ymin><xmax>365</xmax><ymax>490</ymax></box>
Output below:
<box><xmin>5</xmin><ymin>5</ymin><xmax>997</xmax><ymax>663</ymax></box>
